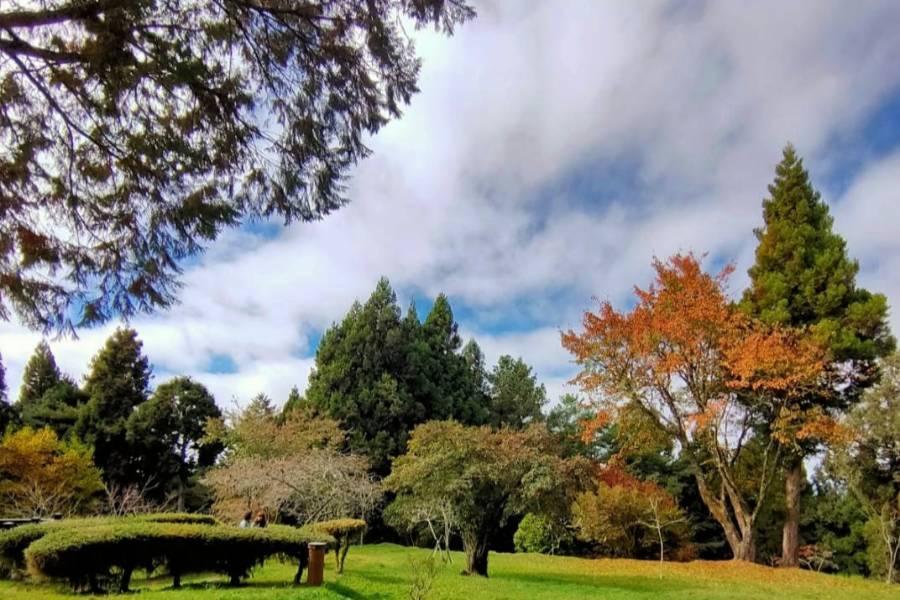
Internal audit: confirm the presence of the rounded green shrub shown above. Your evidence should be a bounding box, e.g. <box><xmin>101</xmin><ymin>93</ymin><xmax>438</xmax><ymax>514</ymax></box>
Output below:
<box><xmin>0</xmin><ymin>513</ymin><xmax>217</xmax><ymax>577</ymax></box>
<box><xmin>25</xmin><ymin>522</ymin><xmax>332</xmax><ymax>592</ymax></box>
<box><xmin>514</xmin><ymin>513</ymin><xmax>560</xmax><ymax>554</ymax></box>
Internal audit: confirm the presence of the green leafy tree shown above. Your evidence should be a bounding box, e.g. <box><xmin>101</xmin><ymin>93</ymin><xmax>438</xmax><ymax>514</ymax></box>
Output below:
<box><xmin>126</xmin><ymin>377</ymin><xmax>222</xmax><ymax>510</ymax></box>
<box><xmin>546</xmin><ymin>393</ymin><xmax>605</xmax><ymax>458</ymax></box>
<box><xmin>487</xmin><ymin>355</ymin><xmax>546</xmax><ymax>429</ymax></box>
<box><xmin>20</xmin><ymin>376</ymin><xmax>88</xmax><ymax>440</ymax></box>
<box><xmin>76</xmin><ymin>328</ymin><xmax>152</xmax><ymax>488</ymax></box>
<box><xmin>385</xmin><ymin>421</ymin><xmax>591</xmax><ymax>576</ymax></box>
<box><xmin>0</xmin><ymin>0</ymin><xmax>475</xmax><ymax>333</ymax></box>
<box><xmin>826</xmin><ymin>353</ymin><xmax>900</xmax><ymax>583</ymax></box>
<box><xmin>742</xmin><ymin>144</ymin><xmax>895</xmax><ymax>566</ymax></box>
<box><xmin>17</xmin><ymin>341</ymin><xmax>61</xmax><ymax>406</ymax></box>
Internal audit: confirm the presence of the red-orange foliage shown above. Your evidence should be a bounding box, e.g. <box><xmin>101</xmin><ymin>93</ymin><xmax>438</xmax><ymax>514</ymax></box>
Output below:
<box><xmin>562</xmin><ymin>253</ymin><xmax>827</xmax><ymax>561</ymax></box>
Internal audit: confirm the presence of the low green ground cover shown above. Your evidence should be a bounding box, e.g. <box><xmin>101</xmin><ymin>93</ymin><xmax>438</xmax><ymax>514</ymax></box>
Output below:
<box><xmin>1</xmin><ymin>543</ymin><xmax>895</xmax><ymax>599</ymax></box>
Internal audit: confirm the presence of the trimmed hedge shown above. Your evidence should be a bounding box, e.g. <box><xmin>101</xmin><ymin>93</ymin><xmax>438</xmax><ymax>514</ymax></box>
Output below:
<box><xmin>311</xmin><ymin>519</ymin><xmax>367</xmax><ymax>574</ymax></box>
<box><xmin>0</xmin><ymin>513</ymin><xmax>218</xmax><ymax>576</ymax></box>
<box><xmin>25</xmin><ymin>522</ymin><xmax>333</xmax><ymax>592</ymax></box>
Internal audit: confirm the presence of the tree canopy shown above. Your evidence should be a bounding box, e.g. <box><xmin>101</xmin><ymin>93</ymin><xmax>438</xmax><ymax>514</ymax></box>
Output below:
<box><xmin>741</xmin><ymin>144</ymin><xmax>894</xmax><ymax>566</ymax></box>
<box><xmin>0</xmin><ymin>426</ymin><xmax>103</xmax><ymax>517</ymax></box>
<box><xmin>0</xmin><ymin>0</ymin><xmax>475</xmax><ymax>333</ymax></box>
<box><xmin>75</xmin><ymin>327</ymin><xmax>152</xmax><ymax>488</ymax></box>
<box><xmin>17</xmin><ymin>342</ymin><xmax>61</xmax><ymax>406</ymax></box>
<box><xmin>563</xmin><ymin>253</ymin><xmax>827</xmax><ymax>561</ymax></box>
<box><xmin>126</xmin><ymin>377</ymin><xmax>222</xmax><ymax>509</ymax></box>
<box><xmin>385</xmin><ymin>421</ymin><xmax>591</xmax><ymax>576</ymax></box>
<box><xmin>306</xmin><ymin>279</ymin><xmax>492</xmax><ymax>473</ymax></box>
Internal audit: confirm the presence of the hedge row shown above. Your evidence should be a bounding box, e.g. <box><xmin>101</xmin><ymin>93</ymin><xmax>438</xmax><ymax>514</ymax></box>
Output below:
<box><xmin>25</xmin><ymin>522</ymin><xmax>332</xmax><ymax>592</ymax></box>
<box><xmin>0</xmin><ymin>513</ymin><xmax>218</xmax><ymax>575</ymax></box>
<box><xmin>311</xmin><ymin>519</ymin><xmax>367</xmax><ymax>574</ymax></box>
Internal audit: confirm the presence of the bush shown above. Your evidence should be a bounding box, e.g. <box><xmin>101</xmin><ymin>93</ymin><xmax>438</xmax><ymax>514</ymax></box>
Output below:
<box><xmin>311</xmin><ymin>518</ymin><xmax>366</xmax><ymax>573</ymax></box>
<box><xmin>514</xmin><ymin>513</ymin><xmax>568</xmax><ymax>554</ymax></box>
<box><xmin>0</xmin><ymin>513</ymin><xmax>218</xmax><ymax>577</ymax></box>
<box><xmin>25</xmin><ymin>521</ymin><xmax>332</xmax><ymax>592</ymax></box>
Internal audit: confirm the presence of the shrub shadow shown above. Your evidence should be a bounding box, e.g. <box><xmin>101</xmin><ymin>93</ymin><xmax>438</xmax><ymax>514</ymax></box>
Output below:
<box><xmin>326</xmin><ymin>581</ymin><xmax>391</xmax><ymax>599</ymax></box>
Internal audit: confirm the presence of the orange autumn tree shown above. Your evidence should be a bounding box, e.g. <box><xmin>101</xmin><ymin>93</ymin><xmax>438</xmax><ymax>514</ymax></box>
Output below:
<box><xmin>562</xmin><ymin>254</ymin><xmax>826</xmax><ymax>561</ymax></box>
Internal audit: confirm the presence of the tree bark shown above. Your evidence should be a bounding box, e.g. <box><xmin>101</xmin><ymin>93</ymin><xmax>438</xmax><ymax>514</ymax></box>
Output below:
<box><xmin>462</xmin><ymin>530</ymin><xmax>490</xmax><ymax>576</ymax></box>
<box><xmin>732</xmin><ymin>531</ymin><xmax>756</xmax><ymax>562</ymax></box>
<box><xmin>781</xmin><ymin>460</ymin><xmax>803</xmax><ymax>567</ymax></box>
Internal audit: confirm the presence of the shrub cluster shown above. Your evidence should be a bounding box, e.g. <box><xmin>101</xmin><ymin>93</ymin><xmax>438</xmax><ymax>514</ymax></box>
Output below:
<box><xmin>311</xmin><ymin>518</ymin><xmax>367</xmax><ymax>573</ymax></box>
<box><xmin>0</xmin><ymin>513</ymin><xmax>218</xmax><ymax>575</ymax></box>
<box><xmin>25</xmin><ymin>521</ymin><xmax>332</xmax><ymax>592</ymax></box>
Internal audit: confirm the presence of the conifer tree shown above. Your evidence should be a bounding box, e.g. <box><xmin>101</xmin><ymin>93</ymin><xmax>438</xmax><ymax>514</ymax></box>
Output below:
<box><xmin>306</xmin><ymin>278</ymin><xmax>417</xmax><ymax>473</ymax></box>
<box><xmin>281</xmin><ymin>386</ymin><xmax>306</xmax><ymax>418</ymax></box>
<box><xmin>487</xmin><ymin>355</ymin><xmax>547</xmax><ymax>429</ymax></box>
<box><xmin>76</xmin><ymin>328</ymin><xmax>152</xmax><ymax>487</ymax></box>
<box><xmin>0</xmin><ymin>352</ymin><xmax>17</xmax><ymax>432</ymax></box>
<box><xmin>742</xmin><ymin>145</ymin><xmax>895</xmax><ymax>566</ymax></box>
<box><xmin>20</xmin><ymin>376</ymin><xmax>88</xmax><ymax>439</ymax></box>
<box><xmin>18</xmin><ymin>341</ymin><xmax>61</xmax><ymax>406</ymax></box>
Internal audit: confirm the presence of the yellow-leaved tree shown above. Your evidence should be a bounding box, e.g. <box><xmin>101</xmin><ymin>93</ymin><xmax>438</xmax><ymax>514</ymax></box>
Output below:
<box><xmin>0</xmin><ymin>427</ymin><xmax>103</xmax><ymax>517</ymax></box>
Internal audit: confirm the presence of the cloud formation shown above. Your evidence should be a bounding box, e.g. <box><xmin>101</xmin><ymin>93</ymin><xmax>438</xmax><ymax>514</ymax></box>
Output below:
<box><xmin>3</xmin><ymin>0</ymin><xmax>899</xmax><ymax>408</ymax></box>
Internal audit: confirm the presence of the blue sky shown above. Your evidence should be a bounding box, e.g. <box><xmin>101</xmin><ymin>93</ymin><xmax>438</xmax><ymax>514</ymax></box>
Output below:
<box><xmin>3</xmin><ymin>1</ymin><xmax>900</xmax><ymax>407</ymax></box>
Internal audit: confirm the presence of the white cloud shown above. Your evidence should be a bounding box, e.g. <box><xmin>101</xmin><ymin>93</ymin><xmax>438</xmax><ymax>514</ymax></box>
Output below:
<box><xmin>3</xmin><ymin>1</ymin><xmax>900</xmax><ymax>410</ymax></box>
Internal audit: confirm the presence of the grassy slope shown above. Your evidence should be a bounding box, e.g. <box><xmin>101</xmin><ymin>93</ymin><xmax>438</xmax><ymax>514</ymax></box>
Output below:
<box><xmin>0</xmin><ymin>543</ymin><xmax>894</xmax><ymax>599</ymax></box>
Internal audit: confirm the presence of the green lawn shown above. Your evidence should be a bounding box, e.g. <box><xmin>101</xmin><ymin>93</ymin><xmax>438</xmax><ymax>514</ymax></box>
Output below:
<box><xmin>0</xmin><ymin>543</ymin><xmax>894</xmax><ymax>599</ymax></box>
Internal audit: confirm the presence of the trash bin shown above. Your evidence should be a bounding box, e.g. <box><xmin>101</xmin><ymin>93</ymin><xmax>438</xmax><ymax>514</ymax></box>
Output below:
<box><xmin>307</xmin><ymin>542</ymin><xmax>327</xmax><ymax>586</ymax></box>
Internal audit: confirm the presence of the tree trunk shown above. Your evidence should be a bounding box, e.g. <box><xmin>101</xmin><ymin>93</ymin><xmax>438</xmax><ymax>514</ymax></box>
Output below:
<box><xmin>338</xmin><ymin>537</ymin><xmax>350</xmax><ymax>574</ymax></box>
<box><xmin>781</xmin><ymin>461</ymin><xmax>803</xmax><ymax>567</ymax></box>
<box><xmin>692</xmin><ymin>471</ymin><xmax>756</xmax><ymax>562</ymax></box>
<box><xmin>732</xmin><ymin>530</ymin><xmax>756</xmax><ymax>562</ymax></box>
<box><xmin>119</xmin><ymin>566</ymin><xmax>133</xmax><ymax>593</ymax></box>
<box><xmin>462</xmin><ymin>530</ymin><xmax>490</xmax><ymax>577</ymax></box>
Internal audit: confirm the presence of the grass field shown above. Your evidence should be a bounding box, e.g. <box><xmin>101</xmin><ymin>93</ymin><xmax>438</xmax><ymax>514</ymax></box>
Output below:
<box><xmin>0</xmin><ymin>543</ymin><xmax>894</xmax><ymax>599</ymax></box>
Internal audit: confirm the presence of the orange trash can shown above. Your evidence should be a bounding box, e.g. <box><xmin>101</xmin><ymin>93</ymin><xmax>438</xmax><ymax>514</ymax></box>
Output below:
<box><xmin>307</xmin><ymin>542</ymin><xmax>327</xmax><ymax>586</ymax></box>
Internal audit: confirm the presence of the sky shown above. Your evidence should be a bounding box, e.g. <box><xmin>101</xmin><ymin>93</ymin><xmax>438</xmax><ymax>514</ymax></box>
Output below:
<box><xmin>3</xmin><ymin>0</ymin><xmax>900</xmax><ymax>409</ymax></box>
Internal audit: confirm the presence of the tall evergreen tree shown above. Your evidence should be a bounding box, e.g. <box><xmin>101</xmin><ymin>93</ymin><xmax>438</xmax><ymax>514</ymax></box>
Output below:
<box><xmin>19</xmin><ymin>376</ymin><xmax>88</xmax><ymax>439</ymax></box>
<box><xmin>18</xmin><ymin>341</ymin><xmax>61</xmax><ymax>406</ymax></box>
<box><xmin>307</xmin><ymin>279</ymin><xmax>418</xmax><ymax>474</ymax></box>
<box><xmin>486</xmin><ymin>355</ymin><xmax>547</xmax><ymax>429</ymax></box>
<box><xmin>126</xmin><ymin>377</ymin><xmax>222</xmax><ymax>510</ymax></box>
<box><xmin>741</xmin><ymin>144</ymin><xmax>895</xmax><ymax>566</ymax></box>
<box><xmin>0</xmin><ymin>351</ymin><xmax>17</xmax><ymax>432</ymax></box>
<box><xmin>281</xmin><ymin>386</ymin><xmax>306</xmax><ymax>418</ymax></box>
<box><xmin>307</xmin><ymin>280</ymin><xmax>490</xmax><ymax>473</ymax></box>
<box><xmin>76</xmin><ymin>328</ymin><xmax>152</xmax><ymax>488</ymax></box>
<box><xmin>420</xmin><ymin>295</ymin><xmax>488</xmax><ymax>423</ymax></box>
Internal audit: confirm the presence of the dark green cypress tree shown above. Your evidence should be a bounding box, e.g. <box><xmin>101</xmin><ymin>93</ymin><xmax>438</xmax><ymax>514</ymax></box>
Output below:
<box><xmin>741</xmin><ymin>144</ymin><xmax>895</xmax><ymax>566</ymax></box>
<box><xmin>306</xmin><ymin>278</ymin><xmax>417</xmax><ymax>474</ymax></box>
<box><xmin>76</xmin><ymin>328</ymin><xmax>152</xmax><ymax>488</ymax></box>
<box><xmin>280</xmin><ymin>385</ymin><xmax>306</xmax><ymax>418</ymax></box>
<box><xmin>20</xmin><ymin>376</ymin><xmax>88</xmax><ymax>439</ymax></box>
<box><xmin>17</xmin><ymin>341</ymin><xmax>61</xmax><ymax>406</ymax></box>
<box><xmin>0</xmin><ymin>352</ymin><xmax>18</xmax><ymax>432</ymax></box>
<box><xmin>486</xmin><ymin>355</ymin><xmax>547</xmax><ymax>429</ymax></box>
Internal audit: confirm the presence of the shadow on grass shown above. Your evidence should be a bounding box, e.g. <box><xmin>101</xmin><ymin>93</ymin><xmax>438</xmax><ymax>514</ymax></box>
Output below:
<box><xmin>352</xmin><ymin>571</ymin><xmax>407</xmax><ymax>585</ymax></box>
<box><xmin>325</xmin><ymin>581</ymin><xmax>391</xmax><ymax>599</ymax></box>
<box><xmin>497</xmin><ymin>570</ymin><xmax>699</xmax><ymax>594</ymax></box>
